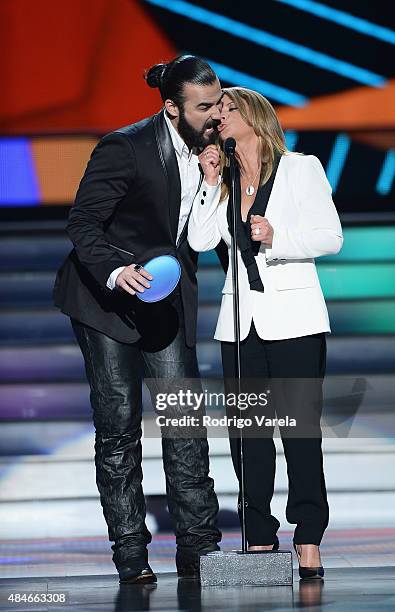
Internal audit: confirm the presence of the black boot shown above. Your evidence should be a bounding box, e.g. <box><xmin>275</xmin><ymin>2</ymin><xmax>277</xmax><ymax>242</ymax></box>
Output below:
<box><xmin>118</xmin><ymin>562</ymin><xmax>157</xmax><ymax>584</ymax></box>
<box><xmin>176</xmin><ymin>543</ymin><xmax>220</xmax><ymax>579</ymax></box>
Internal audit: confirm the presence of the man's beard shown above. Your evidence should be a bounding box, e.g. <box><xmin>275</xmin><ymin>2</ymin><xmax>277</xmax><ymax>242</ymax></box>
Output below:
<box><xmin>177</xmin><ymin>110</ymin><xmax>219</xmax><ymax>151</ymax></box>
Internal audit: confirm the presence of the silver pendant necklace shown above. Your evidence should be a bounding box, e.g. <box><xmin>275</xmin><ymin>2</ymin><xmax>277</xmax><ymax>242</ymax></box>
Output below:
<box><xmin>243</xmin><ymin>166</ymin><xmax>261</xmax><ymax>196</ymax></box>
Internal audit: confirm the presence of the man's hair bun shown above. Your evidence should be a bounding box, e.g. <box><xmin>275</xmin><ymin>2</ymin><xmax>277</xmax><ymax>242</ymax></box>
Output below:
<box><xmin>145</xmin><ymin>63</ymin><xmax>167</xmax><ymax>88</ymax></box>
<box><xmin>144</xmin><ymin>55</ymin><xmax>216</xmax><ymax>105</ymax></box>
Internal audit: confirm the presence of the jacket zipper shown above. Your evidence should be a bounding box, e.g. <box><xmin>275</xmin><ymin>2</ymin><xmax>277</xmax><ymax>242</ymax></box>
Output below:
<box><xmin>108</xmin><ymin>243</ymin><xmax>135</xmax><ymax>257</ymax></box>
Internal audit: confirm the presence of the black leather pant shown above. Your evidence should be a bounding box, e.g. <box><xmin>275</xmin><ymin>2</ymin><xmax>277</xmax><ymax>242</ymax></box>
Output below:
<box><xmin>221</xmin><ymin>323</ymin><xmax>329</xmax><ymax>547</ymax></box>
<box><xmin>71</xmin><ymin>308</ymin><xmax>220</xmax><ymax>569</ymax></box>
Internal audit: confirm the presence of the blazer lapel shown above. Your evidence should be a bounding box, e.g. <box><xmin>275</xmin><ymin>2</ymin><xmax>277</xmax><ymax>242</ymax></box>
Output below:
<box><xmin>264</xmin><ymin>154</ymin><xmax>285</xmax><ymax>228</ymax></box>
<box><xmin>153</xmin><ymin>111</ymin><xmax>181</xmax><ymax>245</ymax></box>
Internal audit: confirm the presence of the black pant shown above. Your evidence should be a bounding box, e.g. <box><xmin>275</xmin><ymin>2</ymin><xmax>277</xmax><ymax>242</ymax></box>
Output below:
<box><xmin>221</xmin><ymin>323</ymin><xmax>329</xmax><ymax>546</ymax></box>
<box><xmin>71</xmin><ymin>303</ymin><xmax>220</xmax><ymax>570</ymax></box>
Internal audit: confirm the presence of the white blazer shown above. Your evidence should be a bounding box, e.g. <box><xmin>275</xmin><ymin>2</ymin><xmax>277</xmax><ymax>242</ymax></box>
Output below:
<box><xmin>188</xmin><ymin>152</ymin><xmax>343</xmax><ymax>342</ymax></box>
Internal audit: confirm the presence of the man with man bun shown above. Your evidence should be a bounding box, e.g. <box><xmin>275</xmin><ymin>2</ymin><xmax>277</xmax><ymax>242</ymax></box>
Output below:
<box><xmin>54</xmin><ymin>55</ymin><xmax>224</xmax><ymax>583</ymax></box>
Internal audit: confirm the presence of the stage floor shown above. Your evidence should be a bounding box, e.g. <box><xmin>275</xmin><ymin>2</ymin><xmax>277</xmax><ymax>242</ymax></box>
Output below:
<box><xmin>1</xmin><ymin>528</ymin><xmax>395</xmax><ymax>577</ymax></box>
<box><xmin>1</xmin><ymin>566</ymin><xmax>395</xmax><ymax>611</ymax></box>
<box><xmin>1</xmin><ymin>529</ymin><xmax>395</xmax><ymax>610</ymax></box>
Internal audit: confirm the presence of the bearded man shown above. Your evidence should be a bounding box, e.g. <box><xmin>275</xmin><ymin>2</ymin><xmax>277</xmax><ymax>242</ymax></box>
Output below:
<box><xmin>54</xmin><ymin>55</ymin><xmax>224</xmax><ymax>583</ymax></box>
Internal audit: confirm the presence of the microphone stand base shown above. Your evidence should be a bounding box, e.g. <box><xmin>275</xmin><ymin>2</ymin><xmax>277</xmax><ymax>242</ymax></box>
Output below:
<box><xmin>199</xmin><ymin>549</ymin><xmax>293</xmax><ymax>586</ymax></box>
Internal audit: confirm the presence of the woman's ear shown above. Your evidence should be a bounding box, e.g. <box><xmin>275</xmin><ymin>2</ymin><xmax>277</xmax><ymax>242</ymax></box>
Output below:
<box><xmin>164</xmin><ymin>99</ymin><xmax>179</xmax><ymax>120</ymax></box>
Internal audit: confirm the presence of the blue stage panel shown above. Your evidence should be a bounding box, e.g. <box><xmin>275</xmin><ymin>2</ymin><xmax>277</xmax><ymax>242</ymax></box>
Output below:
<box><xmin>0</xmin><ymin>139</ymin><xmax>40</xmax><ymax>206</ymax></box>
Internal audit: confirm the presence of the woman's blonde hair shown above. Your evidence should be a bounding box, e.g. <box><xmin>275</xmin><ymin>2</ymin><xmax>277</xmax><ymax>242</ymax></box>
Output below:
<box><xmin>219</xmin><ymin>87</ymin><xmax>289</xmax><ymax>201</ymax></box>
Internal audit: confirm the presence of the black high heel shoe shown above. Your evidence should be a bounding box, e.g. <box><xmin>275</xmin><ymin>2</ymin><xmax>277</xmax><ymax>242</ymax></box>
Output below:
<box><xmin>293</xmin><ymin>543</ymin><xmax>324</xmax><ymax>580</ymax></box>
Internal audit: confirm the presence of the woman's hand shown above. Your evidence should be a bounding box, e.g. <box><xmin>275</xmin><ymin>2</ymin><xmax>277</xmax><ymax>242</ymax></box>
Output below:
<box><xmin>198</xmin><ymin>145</ymin><xmax>220</xmax><ymax>186</ymax></box>
<box><xmin>115</xmin><ymin>264</ymin><xmax>153</xmax><ymax>296</ymax></box>
<box><xmin>250</xmin><ymin>214</ymin><xmax>274</xmax><ymax>246</ymax></box>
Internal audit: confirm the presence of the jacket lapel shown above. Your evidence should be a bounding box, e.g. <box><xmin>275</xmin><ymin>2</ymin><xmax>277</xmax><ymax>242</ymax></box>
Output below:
<box><xmin>153</xmin><ymin>111</ymin><xmax>181</xmax><ymax>245</ymax></box>
<box><xmin>264</xmin><ymin>154</ymin><xmax>285</xmax><ymax>227</ymax></box>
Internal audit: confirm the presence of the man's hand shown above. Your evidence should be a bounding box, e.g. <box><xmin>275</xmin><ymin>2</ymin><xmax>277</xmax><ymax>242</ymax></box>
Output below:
<box><xmin>250</xmin><ymin>215</ymin><xmax>274</xmax><ymax>246</ymax></box>
<box><xmin>115</xmin><ymin>264</ymin><xmax>153</xmax><ymax>295</ymax></box>
<box><xmin>198</xmin><ymin>145</ymin><xmax>220</xmax><ymax>186</ymax></box>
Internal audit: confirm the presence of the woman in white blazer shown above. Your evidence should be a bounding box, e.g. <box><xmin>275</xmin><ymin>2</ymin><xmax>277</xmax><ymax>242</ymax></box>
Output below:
<box><xmin>188</xmin><ymin>87</ymin><xmax>343</xmax><ymax>579</ymax></box>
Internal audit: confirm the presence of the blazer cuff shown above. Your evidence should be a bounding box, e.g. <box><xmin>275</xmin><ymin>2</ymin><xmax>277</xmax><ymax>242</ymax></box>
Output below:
<box><xmin>264</xmin><ymin>226</ymin><xmax>287</xmax><ymax>261</ymax></box>
<box><xmin>197</xmin><ymin>179</ymin><xmax>221</xmax><ymax>210</ymax></box>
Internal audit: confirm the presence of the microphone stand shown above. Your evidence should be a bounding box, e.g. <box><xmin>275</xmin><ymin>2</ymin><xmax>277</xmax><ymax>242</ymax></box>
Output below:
<box><xmin>226</xmin><ymin>140</ymin><xmax>247</xmax><ymax>554</ymax></box>
<box><xmin>199</xmin><ymin>138</ymin><xmax>293</xmax><ymax>584</ymax></box>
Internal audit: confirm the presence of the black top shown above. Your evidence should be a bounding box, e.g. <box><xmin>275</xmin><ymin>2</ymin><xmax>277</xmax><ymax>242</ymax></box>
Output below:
<box><xmin>226</xmin><ymin>153</ymin><xmax>282</xmax><ymax>292</ymax></box>
<box><xmin>241</xmin><ymin>189</ymin><xmax>264</xmax><ymax>254</ymax></box>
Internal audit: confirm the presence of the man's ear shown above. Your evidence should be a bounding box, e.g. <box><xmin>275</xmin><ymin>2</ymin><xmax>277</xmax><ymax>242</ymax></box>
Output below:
<box><xmin>164</xmin><ymin>99</ymin><xmax>180</xmax><ymax>120</ymax></box>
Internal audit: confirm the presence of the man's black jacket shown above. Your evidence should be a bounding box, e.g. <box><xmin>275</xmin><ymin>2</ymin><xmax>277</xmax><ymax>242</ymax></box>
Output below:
<box><xmin>53</xmin><ymin>110</ymin><xmax>227</xmax><ymax>347</ymax></box>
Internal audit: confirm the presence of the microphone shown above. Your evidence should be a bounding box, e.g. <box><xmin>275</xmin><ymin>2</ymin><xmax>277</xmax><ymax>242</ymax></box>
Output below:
<box><xmin>224</xmin><ymin>137</ymin><xmax>236</xmax><ymax>158</ymax></box>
